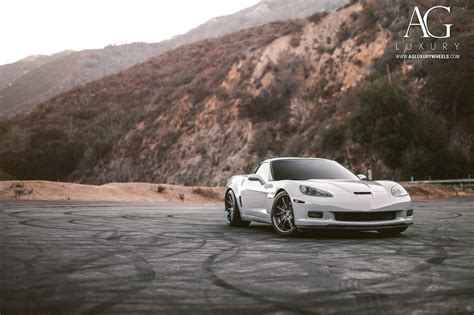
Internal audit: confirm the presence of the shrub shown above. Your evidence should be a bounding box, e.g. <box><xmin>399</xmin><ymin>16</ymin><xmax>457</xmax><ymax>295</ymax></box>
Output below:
<box><xmin>304</xmin><ymin>78</ymin><xmax>328</xmax><ymax>101</ymax></box>
<box><xmin>349</xmin><ymin>77</ymin><xmax>471</xmax><ymax>179</ymax></box>
<box><xmin>421</xmin><ymin>33</ymin><xmax>474</xmax><ymax>128</ymax></box>
<box><xmin>192</xmin><ymin>187</ymin><xmax>219</xmax><ymax>199</ymax></box>
<box><xmin>371</xmin><ymin>47</ymin><xmax>403</xmax><ymax>76</ymax></box>
<box><xmin>156</xmin><ymin>185</ymin><xmax>166</xmax><ymax>193</ymax></box>
<box><xmin>0</xmin><ymin>126</ymin><xmax>85</xmax><ymax>180</ymax></box>
<box><xmin>337</xmin><ymin>25</ymin><xmax>351</xmax><ymax>43</ymax></box>
<box><xmin>215</xmin><ymin>87</ymin><xmax>229</xmax><ymax>101</ymax></box>
<box><xmin>248</xmin><ymin>125</ymin><xmax>283</xmax><ymax>158</ymax></box>
<box><xmin>127</xmin><ymin>133</ymin><xmax>143</xmax><ymax>157</ymax></box>
<box><xmin>290</xmin><ymin>36</ymin><xmax>301</xmax><ymax>48</ymax></box>
<box><xmin>162</xmin><ymin>130</ymin><xmax>179</xmax><ymax>148</ymax></box>
<box><xmin>349</xmin><ymin>78</ymin><xmax>413</xmax><ymax>169</ymax></box>
<box><xmin>307</xmin><ymin>11</ymin><xmax>328</xmax><ymax>24</ymax></box>
<box><xmin>350</xmin><ymin>11</ymin><xmax>359</xmax><ymax>21</ymax></box>
<box><xmin>361</xmin><ymin>5</ymin><xmax>378</xmax><ymax>28</ymax></box>
<box><xmin>322</xmin><ymin>125</ymin><xmax>347</xmax><ymax>151</ymax></box>
<box><xmin>289</xmin><ymin>22</ymin><xmax>303</xmax><ymax>34</ymax></box>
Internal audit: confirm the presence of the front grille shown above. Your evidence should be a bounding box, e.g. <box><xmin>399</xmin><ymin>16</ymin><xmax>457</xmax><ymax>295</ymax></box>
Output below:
<box><xmin>334</xmin><ymin>211</ymin><xmax>397</xmax><ymax>222</ymax></box>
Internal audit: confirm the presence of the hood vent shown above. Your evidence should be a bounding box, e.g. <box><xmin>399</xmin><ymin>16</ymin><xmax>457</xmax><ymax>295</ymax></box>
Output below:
<box><xmin>354</xmin><ymin>192</ymin><xmax>372</xmax><ymax>195</ymax></box>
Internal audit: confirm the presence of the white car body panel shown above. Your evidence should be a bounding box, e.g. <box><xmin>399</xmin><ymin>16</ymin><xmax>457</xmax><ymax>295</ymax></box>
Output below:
<box><xmin>225</xmin><ymin>158</ymin><xmax>413</xmax><ymax>230</ymax></box>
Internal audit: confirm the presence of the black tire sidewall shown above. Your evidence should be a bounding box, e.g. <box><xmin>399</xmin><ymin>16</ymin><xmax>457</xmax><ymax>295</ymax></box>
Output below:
<box><xmin>225</xmin><ymin>190</ymin><xmax>250</xmax><ymax>227</ymax></box>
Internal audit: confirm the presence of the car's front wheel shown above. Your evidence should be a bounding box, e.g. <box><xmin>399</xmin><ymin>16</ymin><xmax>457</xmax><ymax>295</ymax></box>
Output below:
<box><xmin>225</xmin><ymin>190</ymin><xmax>250</xmax><ymax>227</ymax></box>
<box><xmin>271</xmin><ymin>191</ymin><xmax>297</xmax><ymax>236</ymax></box>
<box><xmin>377</xmin><ymin>227</ymin><xmax>408</xmax><ymax>236</ymax></box>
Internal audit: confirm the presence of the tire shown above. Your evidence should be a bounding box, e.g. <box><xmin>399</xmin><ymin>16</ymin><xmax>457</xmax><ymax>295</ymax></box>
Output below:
<box><xmin>377</xmin><ymin>227</ymin><xmax>408</xmax><ymax>236</ymax></box>
<box><xmin>271</xmin><ymin>191</ymin><xmax>297</xmax><ymax>236</ymax></box>
<box><xmin>224</xmin><ymin>190</ymin><xmax>250</xmax><ymax>227</ymax></box>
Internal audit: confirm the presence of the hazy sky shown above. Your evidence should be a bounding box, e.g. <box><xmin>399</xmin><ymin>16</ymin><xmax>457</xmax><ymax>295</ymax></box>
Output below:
<box><xmin>0</xmin><ymin>0</ymin><xmax>260</xmax><ymax>66</ymax></box>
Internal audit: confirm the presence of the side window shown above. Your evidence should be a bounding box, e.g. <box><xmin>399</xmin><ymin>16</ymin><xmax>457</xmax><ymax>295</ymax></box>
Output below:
<box><xmin>256</xmin><ymin>162</ymin><xmax>271</xmax><ymax>181</ymax></box>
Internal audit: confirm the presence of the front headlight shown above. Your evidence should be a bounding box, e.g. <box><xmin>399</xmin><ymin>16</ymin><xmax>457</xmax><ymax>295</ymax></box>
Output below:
<box><xmin>299</xmin><ymin>185</ymin><xmax>333</xmax><ymax>197</ymax></box>
<box><xmin>391</xmin><ymin>184</ymin><xmax>408</xmax><ymax>197</ymax></box>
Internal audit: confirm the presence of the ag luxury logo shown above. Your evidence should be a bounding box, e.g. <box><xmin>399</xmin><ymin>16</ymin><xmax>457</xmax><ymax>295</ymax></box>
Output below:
<box><xmin>394</xmin><ymin>5</ymin><xmax>461</xmax><ymax>60</ymax></box>
<box><xmin>403</xmin><ymin>6</ymin><xmax>452</xmax><ymax>39</ymax></box>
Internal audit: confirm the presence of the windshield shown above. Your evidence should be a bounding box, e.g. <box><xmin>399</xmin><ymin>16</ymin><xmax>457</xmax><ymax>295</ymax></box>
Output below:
<box><xmin>271</xmin><ymin>159</ymin><xmax>358</xmax><ymax>181</ymax></box>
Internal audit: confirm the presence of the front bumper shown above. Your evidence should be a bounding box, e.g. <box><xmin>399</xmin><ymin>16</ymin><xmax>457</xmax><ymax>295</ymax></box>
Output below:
<box><xmin>292</xmin><ymin>194</ymin><xmax>414</xmax><ymax>230</ymax></box>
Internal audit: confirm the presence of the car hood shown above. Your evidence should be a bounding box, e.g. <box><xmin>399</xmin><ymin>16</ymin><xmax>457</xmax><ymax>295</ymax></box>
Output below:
<box><xmin>296</xmin><ymin>179</ymin><xmax>387</xmax><ymax>194</ymax></box>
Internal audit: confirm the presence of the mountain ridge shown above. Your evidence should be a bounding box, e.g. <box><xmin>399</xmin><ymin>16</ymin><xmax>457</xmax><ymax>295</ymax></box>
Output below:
<box><xmin>0</xmin><ymin>0</ymin><xmax>472</xmax><ymax>185</ymax></box>
<box><xmin>0</xmin><ymin>0</ymin><xmax>347</xmax><ymax>118</ymax></box>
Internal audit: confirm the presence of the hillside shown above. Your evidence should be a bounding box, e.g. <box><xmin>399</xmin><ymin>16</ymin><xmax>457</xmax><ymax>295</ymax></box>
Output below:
<box><xmin>0</xmin><ymin>0</ymin><xmax>472</xmax><ymax>186</ymax></box>
<box><xmin>0</xmin><ymin>43</ymin><xmax>173</xmax><ymax>118</ymax></box>
<box><xmin>0</xmin><ymin>52</ymin><xmax>72</xmax><ymax>91</ymax></box>
<box><xmin>0</xmin><ymin>0</ymin><xmax>347</xmax><ymax>118</ymax></box>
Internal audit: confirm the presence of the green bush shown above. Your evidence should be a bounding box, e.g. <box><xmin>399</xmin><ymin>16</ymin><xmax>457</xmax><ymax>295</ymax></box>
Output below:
<box><xmin>238</xmin><ymin>90</ymin><xmax>287</xmax><ymax>121</ymax></box>
<box><xmin>361</xmin><ymin>5</ymin><xmax>378</xmax><ymax>27</ymax></box>
<box><xmin>349</xmin><ymin>78</ymin><xmax>471</xmax><ymax>179</ymax></box>
<box><xmin>337</xmin><ymin>25</ymin><xmax>351</xmax><ymax>43</ymax></box>
<box><xmin>421</xmin><ymin>33</ymin><xmax>474</xmax><ymax>128</ymax></box>
<box><xmin>349</xmin><ymin>78</ymin><xmax>413</xmax><ymax>168</ymax></box>
<box><xmin>307</xmin><ymin>11</ymin><xmax>328</xmax><ymax>24</ymax></box>
<box><xmin>322</xmin><ymin>125</ymin><xmax>347</xmax><ymax>151</ymax></box>
<box><xmin>0</xmin><ymin>126</ymin><xmax>85</xmax><ymax>180</ymax></box>
<box><xmin>371</xmin><ymin>47</ymin><xmax>403</xmax><ymax>76</ymax></box>
<box><xmin>290</xmin><ymin>36</ymin><xmax>301</xmax><ymax>48</ymax></box>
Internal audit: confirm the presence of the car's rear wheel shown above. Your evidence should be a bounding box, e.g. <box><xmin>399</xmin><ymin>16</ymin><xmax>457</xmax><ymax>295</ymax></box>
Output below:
<box><xmin>377</xmin><ymin>227</ymin><xmax>408</xmax><ymax>236</ymax></box>
<box><xmin>225</xmin><ymin>190</ymin><xmax>250</xmax><ymax>227</ymax></box>
<box><xmin>271</xmin><ymin>191</ymin><xmax>297</xmax><ymax>236</ymax></box>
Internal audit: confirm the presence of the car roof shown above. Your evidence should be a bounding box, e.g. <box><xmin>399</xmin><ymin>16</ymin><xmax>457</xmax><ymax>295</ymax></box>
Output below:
<box><xmin>261</xmin><ymin>157</ymin><xmax>331</xmax><ymax>163</ymax></box>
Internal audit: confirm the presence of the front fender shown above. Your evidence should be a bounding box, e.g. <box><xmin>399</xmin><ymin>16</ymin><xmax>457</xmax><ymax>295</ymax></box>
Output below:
<box><xmin>375</xmin><ymin>180</ymin><xmax>413</xmax><ymax>205</ymax></box>
<box><xmin>269</xmin><ymin>181</ymin><xmax>304</xmax><ymax>200</ymax></box>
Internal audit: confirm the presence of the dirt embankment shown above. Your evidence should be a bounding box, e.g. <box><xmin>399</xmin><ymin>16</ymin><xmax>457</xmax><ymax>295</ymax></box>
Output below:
<box><xmin>0</xmin><ymin>181</ymin><xmax>471</xmax><ymax>203</ymax></box>
<box><xmin>403</xmin><ymin>183</ymin><xmax>473</xmax><ymax>201</ymax></box>
<box><xmin>0</xmin><ymin>181</ymin><xmax>224</xmax><ymax>203</ymax></box>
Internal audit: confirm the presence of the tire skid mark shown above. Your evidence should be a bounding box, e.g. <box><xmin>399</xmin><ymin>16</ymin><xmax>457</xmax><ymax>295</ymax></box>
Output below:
<box><xmin>2</xmin><ymin>199</ymin><xmax>474</xmax><ymax>314</ymax></box>
<box><xmin>203</xmin><ymin>245</ymin><xmax>315</xmax><ymax>314</ymax></box>
<box><xmin>82</xmin><ymin>230</ymin><xmax>157</xmax><ymax>313</ymax></box>
<box><xmin>3</xmin><ymin>205</ymin><xmax>159</xmax><ymax>314</ymax></box>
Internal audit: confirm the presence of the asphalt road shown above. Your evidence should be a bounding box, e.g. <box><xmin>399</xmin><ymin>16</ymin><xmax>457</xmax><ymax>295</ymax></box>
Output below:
<box><xmin>1</xmin><ymin>197</ymin><xmax>473</xmax><ymax>314</ymax></box>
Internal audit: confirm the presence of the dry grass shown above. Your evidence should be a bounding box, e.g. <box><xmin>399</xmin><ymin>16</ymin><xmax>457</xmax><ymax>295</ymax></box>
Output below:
<box><xmin>0</xmin><ymin>181</ymin><xmax>224</xmax><ymax>203</ymax></box>
<box><xmin>0</xmin><ymin>180</ymin><xmax>471</xmax><ymax>203</ymax></box>
<box><xmin>403</xmin><ymin>184</ymin><xmax>473</xmax><ymax>201</ymax></box>
<box><xmin>192</xmin><ymin>187</ymin><xmax>220</xmax><ymax>199</ymax></box>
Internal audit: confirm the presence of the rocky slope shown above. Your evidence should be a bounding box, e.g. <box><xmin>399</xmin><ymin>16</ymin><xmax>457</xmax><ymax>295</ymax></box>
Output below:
<box><xmin>0</xmin><ymin>52</ymin><xmax>71</xmax><ymax>91</ymax></box>
<box><xmin>0</xmin><ymin>0</ymin><xmax>347</xmax><ymax>118</ymax></box>
<box><xmin>0</xmin><ymin>0</ymin><xmax>472</xmax><ymax>185</ymax></box>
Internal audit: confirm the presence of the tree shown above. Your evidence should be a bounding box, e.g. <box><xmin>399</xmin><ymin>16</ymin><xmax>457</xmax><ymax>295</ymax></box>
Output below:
<box><xmin>422</xmin><ymin>34</ymin><xmax>474</xmax><ymax>129</ymax></box>
<box><xmin>349</xmin><ymin>78</ymin><xmax>414</xmax><ymax>168</ymax></box>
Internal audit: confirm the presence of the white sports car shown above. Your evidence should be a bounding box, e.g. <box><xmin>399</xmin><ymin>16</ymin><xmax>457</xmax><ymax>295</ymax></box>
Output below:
<box><xmin>224</xmin><ymin>157</ymin><xmax>413</xmax><ymax>236</ymax></box>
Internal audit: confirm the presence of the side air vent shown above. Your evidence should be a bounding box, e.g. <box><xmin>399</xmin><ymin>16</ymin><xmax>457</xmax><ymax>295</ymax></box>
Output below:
<box><xmin>354</xmin><ymin>192</ymin><xmax>372</xmax><ymax>195</ymax></box>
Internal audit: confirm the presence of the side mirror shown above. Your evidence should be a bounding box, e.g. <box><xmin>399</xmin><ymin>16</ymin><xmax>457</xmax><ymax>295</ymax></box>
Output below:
<box><xmin>357</xmin><ymin>174</ymin><xmax>367</xmax><ymax>181</ymax></box>
<box><xmin>248</xmin><ymin>174</ymin><xmax>266</xmax><ymax>185</ymax></box>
